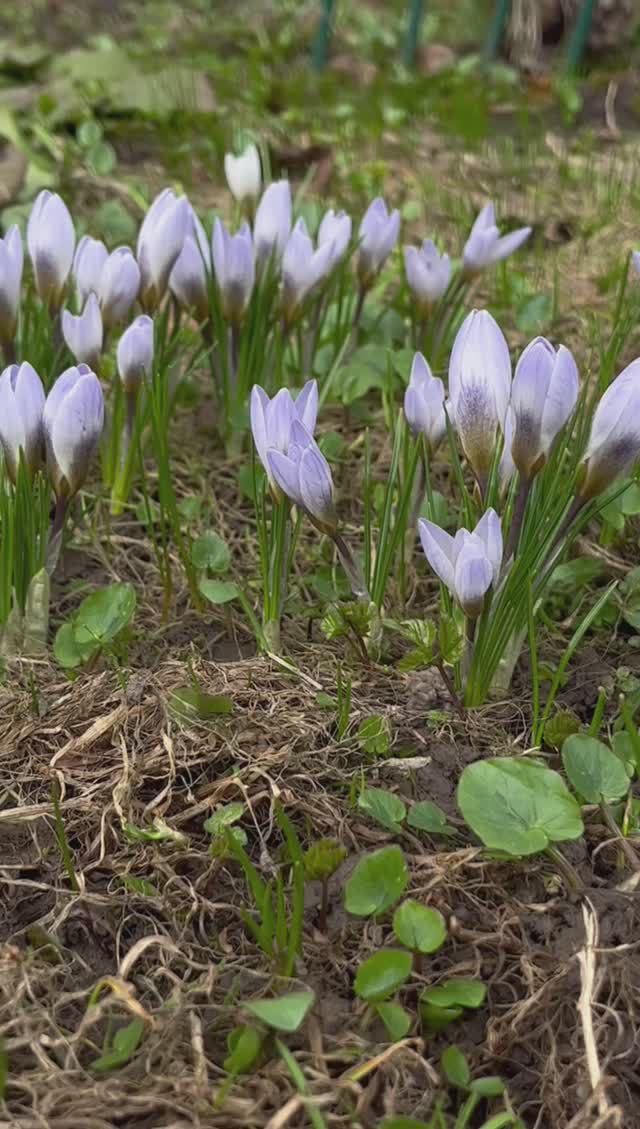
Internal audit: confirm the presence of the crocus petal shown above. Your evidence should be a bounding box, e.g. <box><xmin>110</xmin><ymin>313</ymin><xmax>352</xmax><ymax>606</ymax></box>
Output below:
<box><xmin>632</xmin><ymin>251</ymin><xmax>640</xmax><ymax>278</ymax></box>
<box><xmin>267</xmin><ymin>448</ymin><xmax>303</xmax><ymax>507</ymax></box>
<box><xmin>266</xmin><ymin>388</ymin><xmax>296</xmax><ymax>454</ymax></box>
<box><xmin>117</xmin><ymin>315</ymin><xmax>154</xmax><ymax>394</ymax></box>
<box><xmin>417</xmin><ymin>518</ymin><xmax>456</xmax><ymax>592</ymax></box>
<box><xmin>463</xmin><ymin>201</ymin><xmax>530</xmax><ymax>273</ymax></box>
<box><xmin>254</xmin><ymin>180</ymin><xmax>292</xmax><ymax>265</ymax></box>
<box><xmin>540</xmin><ymin>344</ymin><xmax>579</xmax><ymax>452</ymax></box>
<box><xmin>295</xmin><ymin>380</ymin><xmax>318</xmax><ymax>435</ymax></box>
<box><xmin>581</xmin><ymin>358</ymin><xmax>640</xmax><ymax>499</ymax></box>
<box><xmin>449</xmin><ymin>309</ymin><xmax>512</xmax><ymax>478</ymax></box>
<box><xmin>454</xmin><ymin>543</ymin><xmax>493</xmax><ymax>618</ymax></box>
<box><xmin>0</xmin><ymin>225</ymin><xmax>23</xmax><ymax>341</ymax></box>
<box><xmin>61</xmin><ymin>293</ymin><xmax>103</xmax><ymax>367</ymax></box>
<box><xmin>0</xmin><ymin>362</ymin><xmax>45</xmax><ymax>480</ymax></box>
<box><xmin>73</xmin><ymin>235</ymin><xmax>108</xmax><ymax>304</ymax></box>
<box><xmin>27</xmin><ymin>190</ymin><xmax>75</xmax><ymax>306</ymax></box>
<box><xmin>45</xmin><ymin>366</ymin><xmax>104</xmax><ymax>497</ymax></box>
<box><xmin>298</xmin><ymin>443</ymin><xmax>336</xmax><ymax>530</ymax></box>
<box><xmin>250</xmin><ymin>384</ymin><xmax>270</xmax><ymax>472</ymax></box>
<box><xmin>99</xmin><ymin>247</ymin><xmax>141</xmax><ymax>328</ymax></box>
<box><xmin>225</xmin><ymin>143</ymin><xmax>262</xmax><ymax>202</ymax></box>
<box><xmin>473</xmin><ymin>508</ymin><xmax>503</xmax><ymax>585</ymax></box>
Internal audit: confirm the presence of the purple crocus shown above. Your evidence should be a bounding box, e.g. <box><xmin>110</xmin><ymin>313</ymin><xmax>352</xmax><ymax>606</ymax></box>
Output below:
<box><xmin>62</xmin><ymin>293</ymin><xmax>103</xmax><ymax>369</ymax></box>
<box><xmin>0</xmin><ymin>225</ymin><xmax>23</xmax><ymax>349</ymax></box>
<box><xmin>253</xmin><ymin>180</ymin><xmax>292</xmax><ymax>266</ymax></box>
<box><xmin>357</xmin><ymin>198</ymin><xmax>400</xmax><ymax>290</ymax></box>
<box><xmin>225</xmin><ymin>143</ymin><xmax>262</xmax><ymax>204</ymax></box>
<box><xmin>43</xmin><ymin>364</ymin><xmax>104</xmax><ymax>499</ymax></box>
<box><xmin>318</xmin><ymin>208</ymin><xmax>352</xmax><ymax>271</ymax></box>
<box><xmin>170</xmin><ymin>211</ymin><xmax>211</xmax><ymax>322</ymax></box>
<box><xmin>73</xmin><ymin>236</ymin><xmax>109</xmax><ymax>304</ymax></box>
<box><xmin>404</xmin><ymin>352</ymin><xmax>448</xmax><ymax>453</ymax></box>
<box><xmin>418</xmin><ymin>508</ymin><xmax>503</xmax><ymax>619</ymax></box>
<box><xmin>99</xmin><ymin>247</ymin><xmax>141</xmax><ymax>329</ymax></box>
<box><xmin>448</xmin><ymin>309</ymin><xmax>512</xmax><ymax>482</ymax></box>
<box><xmin>27</xmin><ymin>190</ymin><xmax>75</xmax><ymax>309</ymax></box>
<box><xmin>463</xmin><ymin>203</ymin><xmax>531</xmax><ymax>275</ymax></box>
<box><xmin>0</xmin><ymin>361</ymin><xmax>45</xmax><ymax>481</ymax></box>
<box><xmin>212</xmin><ymin>219</ymin><xmax>255</xmax><ymax>324</ymax></box>
<box><xmin>281</xmin><ymin>218</ymin><xmax>335</xmax><ymax>323</ymax></box>
<box><xmin>137</xmin><ymin>188</ymin><xmax>191</xmax><ymax>309</ymax></box>
<box><xmin>250</xmin><ymin>381</ymin><xmax>318</xmax><ymax>487</ymax></box>
<box><xmin>510</xmin><ymin>337</ymin><xmax>579</xmax><ymax>479</ymax></box>
<box><xmin>580</xmin><ymin>358</ymin><xmax>640</xmax><ymax>500</ymax></box>
<box><xmin>267</xmin><ymin>419</ymin><xmax>337</xmax><ymax>535</ymax></box>
<box><xmin>117</xmin><ymin>315</ymin><xmax>154</xmax><ymax>397</ymax></box>
<box><xmin>404</xmin><ymin>239</ymin><xmax>451</xmax><ymax>312</ymax></box>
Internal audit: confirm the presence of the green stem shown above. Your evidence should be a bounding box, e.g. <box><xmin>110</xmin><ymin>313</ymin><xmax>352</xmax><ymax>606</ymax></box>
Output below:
<box><xmin>545</xmin><ymin>844</ymin><xmax>583</xmax><ymax>891</ymax></box>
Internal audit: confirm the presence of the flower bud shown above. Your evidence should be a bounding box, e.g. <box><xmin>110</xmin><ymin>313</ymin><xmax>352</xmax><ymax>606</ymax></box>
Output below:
<box><xmin>281</xmin><ymin>218</ymin><xmax>334</xmax><ymax>324</ymax></box>
<box><xmin>137</xmin><ymin>189</ymin><xmax>190</xmax><ymax>309</ymax></box>
<box><xmin>267</xmin><ymin>419</ymin><xmax>337</xmax><ymax>535</ymax></box>
<box><xmin>403</xmin><ymin>352</ymin><xmax>447</xmax><ymax>452</ymax></box>
<box><xmin>117</xmin><ymin>315</ymin><xmax>154</xmax><ymax>397</ymax></box>
<box><xmin>43</xmin><ymin>364</ymin><xmax>104</xmax><ymax>499</ymax></box>
<box><xmin>99</xmin><ymin>247</ymin><xmax>141</xmax><ymax>329</ymax></box>
<box><xmin>250</xmin><ymin>381</ymin><xmax>318</xmax><ymax>488</ymax></box>
<box><xmin>418</xmin><ymin>509</ymin><xmax>503</xmax><ymax>619</ymax></box>
<box><xmin>580</xmin><ymin>358</ymin><xmax>640</xmax><ymax>500</ymax></box>
<box><xmin>73</xmin><ymin>236</ymin><xmax>108</xmax><ymax>304</ymax></box>
<box><xmin>448</xmin><ymin>309</ymin><xmax>512</xmax><ymax>482</ymax></box>
<box><xmin>404</xmin><ymin>239</ymin><xmax>451</xmax><ymax>312</ymax></box>
<box><xmin>212</xmin><ymin>219</ymin><xmax>254</xmax><ymax>324</ymax></box>
<box><xmin>357</xmin><ymin>197</ymin><xmax>400</xmax><ymax>290</ymax></box>
<box><xmin>0</xmin><ymin>226</ymin><xmax>23</xmax><ymax>347</ymax></box>
<box><xmin>224</xmin><ymin>143</ymin><xmax>262</xmax><ymax>203</ymax></box>
<box><xmin>0</xmin><ymin>361</ymin><xmax>45</xmax><ymax>481</ymax></box>
<box><xmin>27</xmin><ymin>190</ymin><xmax>75</xmax><ymax>309</ymax></box>
<box><xmin>170</xmin><ymin>212</ymin><xmax>210</xmax><ymax>321</ymax></box>
<box><xmin>253</xmin><ymin>180</ymin><xmax>292</xmax><ymax>266</ymax></box>
<box><xmin>510</xmin><ymin>337</ymin><xmax>579</xmax><ymax>480</ymax></box>
<box><xmin>62</xmin><ymin>293</ymin><xmax>103</xmax><ymax>370</ymax></box>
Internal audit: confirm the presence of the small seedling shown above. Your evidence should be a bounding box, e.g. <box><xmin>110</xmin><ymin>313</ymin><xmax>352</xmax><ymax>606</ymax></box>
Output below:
<box><xmin>303</xmin><ymin>837</ymin><xmax>347</xmax><ymax>930</ymax></box>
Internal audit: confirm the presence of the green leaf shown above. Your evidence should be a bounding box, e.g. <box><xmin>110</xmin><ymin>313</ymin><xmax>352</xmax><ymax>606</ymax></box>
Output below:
<box><xmin>91</xmin><ymin>1018</ymin><xmax>145</xmax><ymax>1073</ymax></box>
<box><xmin>77</xmin><ymin>119</ymin><xmax>102</xmax><ymax>147</ymax></box>
<box><xmin>223</xmin><ymin>1025</ymin><xmax>263</xmax><ymax>1074</ymax></box>
<box><xmin>244</xmin><ymin>990</ymin><xmax>315</xmax><ymax>1033</ymax></box>
<box><xmin>422</xmin><ymin>978</ymin><xmax>486</xmax><ymax>1010</ymax></box>
<box><xmin>441</xmin><ymin>1045</ymin><xmax>471</xmax><ymax>1089</ymax></box>
<box><xmin>54</xmin><ymin>583</ymin><xmax>136</xmax><ymax>668</ymax></box>
<box><xmin>53</xmin><ymin>621</ymin><xmax>85</xmax><ymax>669</ymax></box>
<box><xmin>87</xmin><ymin>141</ymin><xmax>116</xmax><ymax>176</ymax></box>
<box><xmin>354</xmin><ymin>949</ymin><xmax>413</xmax><ymax>1002</ymax></box>
<box><xmin>515</xmin><ymin>293</ymin><xmax>552</xmax><ymax>335</ymax></box>
<box><xmin>470</xmin><ymin>1076</ymin><xmax>505</xmax><ymax>1098</ymax></box>
<box><xmin>204</xmin><ymin>802</ymin><xmax>245</xmax><ymax>835</ymax></box>
<box><xmin>562</xmin><ymin>734</ymin><xmax>629</xmax><ymax>803</ymax></box>
<box><xmin>120</xmin><ymin>876</ymin><xmax>158</xmax><ymax>897</ymax></box>
<box><xmin>191</xmin><ymin>531</ymin><xmax>231</xmax><ymax>573</ymax></box>
<box><xmin>550</xmin><ymin>559</ymin><xmax>604</xmax><ymax>594</ymax></box>
<box><xmin>358</xmin><ymin>787</ymin><xmax>406</xmax><ymax>833</ymax></box>
<box><xmin>375</xmin><ymin>1001</ymin><xmax>412</xmax><ymax>1042</ymax></box>
<box><xmin>344</xmin><ymin>845</ymin><xmax>408</xmax><ymax>917</ymax></box>
<box><xmin>199</xmin><ymin>579</ymin><xmax>240</xmax><ymax>605</ymax></box>
<box><xmin>419</xmin><ymin>1002</ymin><xmax>463</xmax><ymax>1032</ymax></box>
<box><xmin>392</xmin><ymin>900</ymin><xmax>447</xmax><ymax>954</ymax></box>
<box><xmin>169</xmin><ymin>687</ymin><xmax>234</xmax><ymax>720</ymax></box>
<box><xmin>357</xmin><ymin>715</ymin><xmax>391</xmax><ymax>757</ymax></box>
<box><xmin>457</xmin><ymin>758</ymin><xmax>583</xmax><ymax>856</ymax></box>
<box><xmin>407</xmin><ymin>800</ymin><xmax>454</xmax><ymax>836</ymax></box>
<box><xmin>439</xmin><ymin>613</ymin><xmax>465</xmax><ymax>666</ymax></box>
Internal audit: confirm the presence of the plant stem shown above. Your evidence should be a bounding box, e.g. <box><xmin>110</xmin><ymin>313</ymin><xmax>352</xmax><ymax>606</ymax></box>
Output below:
<box><xmin>333</xmin><ymin>532</ymin><xmax>369</xmax><ymax>599</ymax></box>
<box><xmin>434</xmin><ymin>658</ymin><xmax>465</xmax><ymax>718</ymax></box>
<box><xmin>504</xmin><ymin>475</ymin><xmax>531</xmax><ymax>562</ymax></box>
<box><xmin>600</xmin><ymin>801</ymin><xmax>640</xmax><ymax>870</ymax></box>
<box><xmin>46</xmin><ymin>495</ymin><xmax>69</xmax><ymax>575</ymax></box>
<box><xmin>545</xmin><ymin>844</ymin><xmax>583</xmax><ymax>891</ymax></box>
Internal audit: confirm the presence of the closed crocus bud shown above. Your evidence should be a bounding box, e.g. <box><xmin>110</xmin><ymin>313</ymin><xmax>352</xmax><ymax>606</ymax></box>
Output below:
<box><xmin>318</xmin><ymin>209</ymin><xmax>352</xmax><ymax>270</ymax></box>
<box><xmin>224</xmin><ymin>143</ymin><xmax>262</xmax><ymax>204</ymax></box>
<box><xmin>632</xmin><ymin>251</ymin><xmax>640</xmax><ymax>278</ymax></box>
<box><xmin>267</xmin><ymin>419</ymin><xmax>337</xmax><ymax>535</ymax></box>
<box><xmin>357</xmin><ymin>197</ymin><xmax>400</xmax><ymax>290</ymax></box>
<box><xmin>43</xmin><ymin>364</ymin><xmax>104</xmax><ymax>499</ymax></box>
<box><xmin>212</xmin><ymin>218</ymin><xmax>255</xmax><ymax>324</ymax></box>
<box><xmin>281</xmin><ymin>219</ymin><xmax>335</xmax><ymax>324</ymax></box>
<box><xmin>117</xmin><ymin>315</ymin><xmax>154</xmax><ymax>397</ymax></box>
<box><xmin>418</xmin><ymin>508</ymin><xmax>503</xmax><ymax>619</ymax></box>
<box><xmin>73</xmin><ymin>235</ymin><xmax>108</xmax><ymax>304</ymax></box>
<box><xmin>98</xmin><ymin>247</ymin><xmax>141</xmax><ymax>329</ymax></box>
<box><xmin>0</xmin><ymin>361</ymin><xmax>45</xmax><ymax>481</ymax></box>
<box><xmin>0</xmin><ymin>225</ymin><xmax>23</xmax><ymax>348</ymax></box>
<box><xmin>250</xmin><ymin>380</ymin><xmax>318</xmax><ymax>487</ymax></box>
<box><xmin>170</xmin><ymin>212</ymin><xmax>211</xmax><ymax>322</ymax></box>
<box><xmin>27</xmin><ymin>190</ymin><xmax>75</xmax><ymax>309</ymax></box>
<box><xmin>253</xmin><ymin>180</ymin><xmax>292</xmax><ymax>266</ymax></box>
<box><xmin>449</xmin><ymin>309</ymin><xmax>512</xmax><ymax>483</ymax></box>
<box><xmin>510</xmin><ymin>337</ymin><xmax>579</xmax><ymax>480</ymax></box>
<box><xmin>580</xmin><ymin>358</ymin><xmax>640</xmax><ymax>501</ymax></box>
<box><xmin>404</xmin><ymin>352</ymin><xmax>447</xmax><ymax>452</ymax></box>
<box><xmin>137</xmin><ymin>189</ymin><xmax>190</xmax><ymax>309</ymax></box>
<box><xmin>62</xmin><ymin>293</ymin><xmax>103</xmax><ymax>369</ymax></box>
<box><xmin>463</xmin><ymin>202</ymin><xmax>531</xmax><ymax>276</ymax></box>
<box><xmin>404</xmin><ymin>239</ymin><xmax>451</xmax><ymax>313</ymax></box>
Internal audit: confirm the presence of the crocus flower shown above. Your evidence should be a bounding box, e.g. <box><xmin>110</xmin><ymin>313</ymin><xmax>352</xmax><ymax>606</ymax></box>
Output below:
<box><xmin>0</xmin><ymin>361</ymin><xmax>45</xmax><ymax>481</ymax></box>
<box><xmin>510</xmin><ymin>337</ymin><xmax>579</xmax><ymax>479</ymax></box>
<box><xmin>448</xmin><ymin>309</ymin><xmax>512</xmax><ymax>482</ymax></box>
<box><xmin>418</xmin><ymin>508</ymin><xmax>503</xmax><ymax>619</ymax></box>
<box><xmin>170</xmin><ymin>212</ymin><xmax>211</xmax><ymax>322</ymax></box>
<box><xmin>224</xmin><ymin>142</ymin><xmax>262</xmax><ymax>204</ymax></box>
<box><xmin>0</xmin><ymin>225</ymin><xmax>23</xmax><ymax>350</ymax></box>
<box><xmin>632</xmin><ymin>251</ymin><xmax>640</xmax><ymax>278</ymax></box>
<box><xmin>27</xmin><ymin>190</ymin><xmax>75</xmax><ymax>309</ymax></box>
<box><xmin>253</xmin><ymin>180</ymin><xmax>292</xmax><ymax>266</ymax></box>
<box><xmin>580</xmin><ymin>358</ymin><xmax>640</xmax><ymax>500</ymax></box>
<box><xmin>73</xmin><ymin>236</ymin><xmax>108</xmax><ymax>304</ymax></box>
<box><xmin>43</xmin><ymin>364</ymin><xmax>104</xmax><ymax>499</ymax></box>
<box><xmin>62</xmin><ymin>293</ymin><xmax>103</xmax><ymax>369</ymax></box>
<box><xmin>404</xmin><ymin>352</ymin><xmax>447</xmax><ymax>452</ymax></box>
<box><xmin>318</xmin><ymin>209</ymin><xmax>352</xmax><ymax>271</ymax></box>
<box><xmin>117</xmin><ymin>315</ymin><xmax>154</xmax><ymax>397</ymax></box>
<box><xmin>281</xmin><ymin>218</ymin><xmax>335</xmax><ymax>323</ymax></box>
<box><xmin>99</xmin><ymin>247</ymin><xmax>141</xmax><ymax>329</ymax></box>
<box><xmin>267</xmin><ymin>419</ymin><xmax>337</xmax><ymax>534</ymax></box>
<box><xmin>463</xmin><ymin>203</ymin><xmax>531</xmax><ymax>275</ymax></box>
<box><xmin>212</xmin><ymin>219</ymin><xmax>255</xmax><ymax>324</ymax></box>
<box><xmin>357</xmin><ymin>198</ymin><xmax>400</xmax><ymax>290</ymax></box>
<box><xmin>404</xmin><ymin>239</ymin><xmax>451</xmax><ymax>313</ymax></box>
<box><xmin>137</xmin><ymin>188</ymin><xmax>190</xmax><ymax>309</ymax></box>
<box><xmin>250</xmin><ymin>381</ymin><xmax>318</xmax><ymax>486</ymax></box>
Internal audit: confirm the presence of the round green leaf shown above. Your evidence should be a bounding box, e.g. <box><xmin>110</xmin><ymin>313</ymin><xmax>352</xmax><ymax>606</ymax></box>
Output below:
<box><xmin>204</xmin><ymin>802</ymin><xmax>245</xmax><ymax>835</ymax></box>
<box><xmin>200</xmin><ymin>579</ymin><xmax>240</xmax><ymax>605</ymax></box>
<box><xmin>375</xmin><ymin>1001</ymin><xmax>412</xmax><ymax>1042</ymax></box>
<box><xmin>244</xmin><ymin>990</ymin><xmax>314</xmax><ymax>1032</ymax></box>
<box><xmin>407</xmin><ymin>800</ymin><xmax>453</xmax><ymax>836</ymax></box>
<box><xmin>344</xmin><ymin>845</ymin><xmax>409</xmax><ymax>917</ymax></box>
<box><xmin>392</xmin><ymin>900</ymin><xmax>447</xmax><ymax>954</ymax></box>
<box><xmin>191</xmin><ymin>531</ymin><xmax>231</xmax><ymax>573</ymax></box>
<box><xmin>441</xmin><ymin>1045</ymin><xmax>471</xmax><ymax>1089</ymax></box>
<box><xmin>423</xmin><ymin>978</ymin><xmax>486</xmax><ymax>1010</ymax></box>
<box><xmin>457</xmin><ymin>757</ymin><xmax>583</xmax><ymax>856</ymax></box>
<box><xmin>72</xmin><ymin>583</ymin><xmax>136</xmax><ymax>647</ymax></box>
<box><xmin>358</xmin><ymin>787</ymin><xmax>406</xmax><ymax>832</ymax></box>
<box><xmin>562</xmin><ymin>734</ymin><xmax>629</xmax><ymax>803</ymax></box>
<box><xmin>53</xmin><ymin>621</ymin><xmax>86</xmax><ymax>669</ymax></box>
<box><xmin>354</xmin><ymin>949</ymin><xmax>413</xmax><ymax>1002</ymax></box>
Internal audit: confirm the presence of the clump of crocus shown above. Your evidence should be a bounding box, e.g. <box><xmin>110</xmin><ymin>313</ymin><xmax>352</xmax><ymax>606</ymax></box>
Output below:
<box><xmin>510</xmin><ymin>337</ymin><xmax>579</xmax><ymax>481</ymax></box>
<box><xmin>170</xmin><ymin>211</ymin><xmax>211</xmax><ymax>322</ymax></box>
<box><xmin>281</xmin><ymin>219</ymin><xmax>335</xmax><ymax>326</ymax></box>
<box><xmin>250</xmin><ymin>381</ymin><xmax>318</xmax><ymax>489</ymax></box>
<box><xmin>137</xmin><ymin>189</ymin><xmax>190</xmax><ymax>310</ymax></box>
<box><xmin>404</xmin><ymin>352</ymin><xmax>447</xmax><ymax>454</ymax></box>
<box><xmin>62</xmin><ymin>293</ymin><xmax>103</xmax><ymax>370</ymax></box>
<box><xmin>0</xmin><ymin>361</ymin><xmax>45</xmax><ymax>482</ymax></box>
<box><xmin>418</xmin><ymin>509</ymin><xmax>503</xmax><ymax>620</ymax></box>
<box><xmin>253</xmin><ymin>180</ymin><xmax>292</xmax><ymax>267</ymax></box>
<box><xmin>224</xmin><ymin>142</ymin><xmax>262</xmax><ymax>206</ymax></box>
<box><xmin>463</xmin><ymin>202</ymin><xmax>531</xmax><ymax>276</ymax></box>
<box><xmin>0</xmin><ymin>226</ymin><xmax>23</xmax><ymax>359</ymax></box>
<box><xmin>579</xmin><ymin>358</ymin><xmax>640</xmax><ymax>501</ymax></box>
<box><xmin>357</xmin><ymin>197</ymin><xmax>400</xmax><ymax>292</ymax></box>
<box><xmin>27</xmin><ymin>190</ymin><xmax>75</xmax><ymax>311</ymax></box>
<box><xmin>448</xmin><ymin>309</ymin><xmax>512</xmax><ymax>489</ymax></box>
<box><xmin>212</xmin><ymin>219</ymin><xmax>255</xmax><ymax>325</ymax></box>
<box><xmin>404</xmin><ymin>239</ymin><xmax>451</xmax><ymax>315</ymax></box>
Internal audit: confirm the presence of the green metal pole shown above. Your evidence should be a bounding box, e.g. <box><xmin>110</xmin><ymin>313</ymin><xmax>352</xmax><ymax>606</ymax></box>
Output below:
<box><xmin>565</xmin><ymin>0</ymin><xmax>596</xmax><ymax>73</ymax></box>
<box><xmin>403</xmin><ymin>0</ymin><xmax>425</xmax><ymax>68</ymax></box>
<box><xmin>312</xmin><ymin>0</ymin><xmax>336</xmax><ymax>71</ymax></box>
<box><xmin>483</xmin><ymin>0</ymin><xmax>512</xmax><ymax>63</ymax></box>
